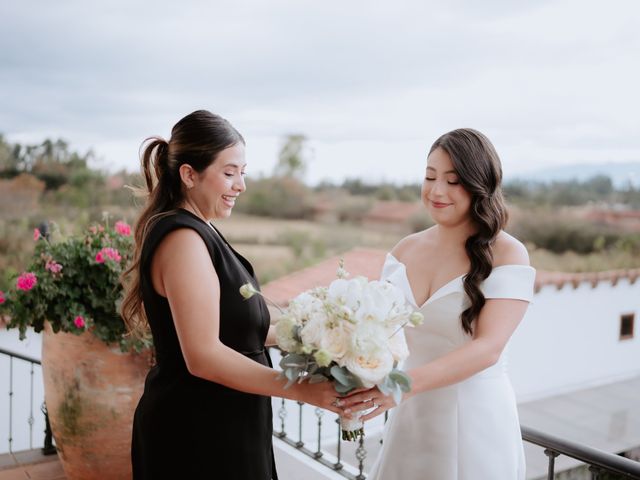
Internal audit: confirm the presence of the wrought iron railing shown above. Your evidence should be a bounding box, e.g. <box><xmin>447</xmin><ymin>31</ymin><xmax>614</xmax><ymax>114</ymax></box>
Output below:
<box><xmin>0</xmin><ymin>347</ymin><xmax>55</xmax><ymax>455</ymax></box>
<box><xmin>522</xmin><ymin>425</ymin><xmax>640</xmax><ymax>479</ymax></box>
<box><xmin>274</xmin><ymin>398</ymin><xmax>370</xmax><ymax>480</ymax></box>
<box><xmin>269</xmin><ymin>347</ymin><xmax>388</xmax><ymax>479</ymax></box>
<box><xmin>2</xmin><ymin>344</ymin><xmax>638</xmax><ymax>478</ymax></box>
<box><xmin>272</xmin><ymin>399</ymin><xmax>640</xmax><ymax>480</ymax></box>
<box><xmin>269</xmin><ymin>349</ymin><xmax>640</xmax><ymax>479</ymax></box>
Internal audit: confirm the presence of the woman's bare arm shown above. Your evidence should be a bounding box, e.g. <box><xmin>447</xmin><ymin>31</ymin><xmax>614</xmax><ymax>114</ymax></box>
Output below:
<box><xmin>151</xmin><ymin>228</ymin><xmax>342</xmax><ymax>414</ymax></box>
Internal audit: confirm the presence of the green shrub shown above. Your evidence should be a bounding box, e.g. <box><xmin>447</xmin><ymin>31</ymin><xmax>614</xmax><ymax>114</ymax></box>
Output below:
<box><xmin>237</xmin><ymin>176</ymin><xmax>314</xmax><ymax>219</ymax></box>
<box><xmin>509</xmin><ymin>213</ymin><xmax>628</xmax><ymax>254</ymax></box>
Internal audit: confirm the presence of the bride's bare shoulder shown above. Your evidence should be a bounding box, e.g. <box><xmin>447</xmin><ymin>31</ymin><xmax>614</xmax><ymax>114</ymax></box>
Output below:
<box><xmin>391</xmin><ymin>227</ymin><xmax>436</xmax><ymax>262</ymax></box>
<box><xmin>493</xmin><ymin>231</ymin><xmax>530</xmax><ymax>267</ymax></box>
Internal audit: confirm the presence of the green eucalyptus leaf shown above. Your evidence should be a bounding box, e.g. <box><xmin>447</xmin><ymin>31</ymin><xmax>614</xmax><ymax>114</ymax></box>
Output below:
<box><xmin>281</xmin><ymin>353</ymin><xmax>307</xmax><ymax>369</ymax></box>
<box><xmin>284</xmin><ymin>367</ymin><xmax>299</xmax><ymax>381</ymax></box>
<box><xmin>309</xmin><ymin>374</ymin><xmax>329</xmax><ymax>384</ymax></box>
<box><xmin>335</xmin><ymin>382</ymin><xmax>353</xmax><ymax>394</ymax></box>
<box><xmin>392</xmin><ymin>384</ymin><xmax>403</xmax><ymax>405</ymax></box>
<box><xmin>284</xmin><ymin>376</ymin><xmax>297</xmax><ymax>389</ymax></box>
<box><xmin>330</xmin><ymin>365</ymin><xmax>355</xmax><ymax>386</ymax></box>
<box><xmin>389</xmin><ymin>369</ymin><xmax>412</xmax><ymax>392</ymax></box>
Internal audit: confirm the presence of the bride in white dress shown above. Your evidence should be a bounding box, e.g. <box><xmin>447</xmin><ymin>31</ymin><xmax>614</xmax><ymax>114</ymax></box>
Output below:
<box><xmin>341</xmin><ymin>128</ymin><xmax>535</xmax><ymax>480</ymax></box>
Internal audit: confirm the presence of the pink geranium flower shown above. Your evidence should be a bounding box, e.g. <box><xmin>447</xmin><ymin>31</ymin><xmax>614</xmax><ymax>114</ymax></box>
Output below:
<box><xmin>0</xmin><ymin>291</ymin><xmax>5</xmax><ymax>304</ymax></box>
<box><xmin>96</xmin><ymin>247</ymin><xmax>121</xmax><ymax>263</ymax></box>
<box><xmin>33</xmin><ymin>228</ymin><xmax>41</xmax><ymax>241</ymax></box>
<box><xmin>74</xmin><ymin>315</ymin><xmax>86</xmax><ymax>328</ymax></box>
<box><xmin>16</xmin><ymin>272</ymin><xmax>37</xmax><ymax>291</ymax></box>
<box><xmin>46</xmin><ymin>260</ymin><xmax>63</xmax><ymax>274</ymax></box>
<box><xmin>115</xmin><ymin>221</ymin><xmax>132</xmax><ymax>236</ymax></box>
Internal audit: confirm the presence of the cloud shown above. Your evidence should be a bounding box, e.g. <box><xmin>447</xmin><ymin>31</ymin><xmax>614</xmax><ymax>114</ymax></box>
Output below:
<box><xmin>1</xmin><ymin>0</ymin><xmax>639</xmax><ymax>182</ymax></box>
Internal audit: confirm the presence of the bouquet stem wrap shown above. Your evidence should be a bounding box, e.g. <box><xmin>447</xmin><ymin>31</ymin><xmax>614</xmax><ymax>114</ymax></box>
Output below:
<box><xmin>340</xmin><ymin>412</ymin><xmax>364</xmax><ymax>441</ymax></box>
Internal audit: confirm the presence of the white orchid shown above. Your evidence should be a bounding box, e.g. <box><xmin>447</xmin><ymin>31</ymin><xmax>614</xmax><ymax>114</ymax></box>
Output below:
<box><xmin>387</xmin><ymin>328</ymin><xmax>410</xmax><ymax>363</ymax></box>
<box><xmin>327</xmin><ymin>276</ymin><xmax>367</xmax><ymax>312</ymax></box>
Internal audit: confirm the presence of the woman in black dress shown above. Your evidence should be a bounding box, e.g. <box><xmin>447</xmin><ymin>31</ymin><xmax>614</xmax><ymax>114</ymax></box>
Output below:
<box><xmin>121</xmin><ymin>110</ymin><xmax>344</xmax><ymax>479</ymax></box>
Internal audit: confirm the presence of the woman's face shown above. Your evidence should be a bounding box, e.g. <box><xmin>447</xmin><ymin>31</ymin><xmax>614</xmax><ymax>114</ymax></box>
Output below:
<box><xmin>188</xmin><ymin>143</ymin><xmax>247</xmax><ymax>219</ymax></box>
<box><xmin>421</xmin><ymin>147</ymin><xmax>472</xmax><ymax>227</ymax></box>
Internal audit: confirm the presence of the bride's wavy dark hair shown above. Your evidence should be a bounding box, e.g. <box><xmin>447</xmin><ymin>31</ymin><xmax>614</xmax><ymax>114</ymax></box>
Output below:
<box><xmin>428</xmin><ymin>128</ymin><xmax>508</xmax><ymax>335</ymax></box>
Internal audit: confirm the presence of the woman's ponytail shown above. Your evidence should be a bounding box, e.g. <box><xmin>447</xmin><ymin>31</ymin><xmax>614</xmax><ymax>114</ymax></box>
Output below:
<box><xmin>121</xmin><ymin>110</ymin><xmax>245</xmax><ymax>338</ymax></box>
<box><xmin>139</xmin><ymin>137</ymin><xmax>170</xmax><ymax>195</ymax></box>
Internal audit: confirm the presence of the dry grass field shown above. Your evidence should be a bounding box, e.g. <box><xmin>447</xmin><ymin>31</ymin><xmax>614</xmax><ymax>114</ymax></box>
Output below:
<box><xmin>213</xmin><ymin>213</ymin><xmax>401</xmax><ymax>283</ymax></box>
<box><xmin>2</xmin><ymin>205</ymin><xmax>639</xmax><ymax>291</ymax></box>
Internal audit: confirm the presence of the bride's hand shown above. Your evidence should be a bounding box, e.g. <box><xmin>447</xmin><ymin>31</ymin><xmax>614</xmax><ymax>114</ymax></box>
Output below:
<box><xmin>339</xmin><ymin>387</ymin><xmax>398</xmax><ymax>422</ymax></box>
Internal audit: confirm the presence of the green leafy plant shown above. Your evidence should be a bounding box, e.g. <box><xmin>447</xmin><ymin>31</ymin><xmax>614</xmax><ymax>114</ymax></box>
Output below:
<box><xmin>0</xmin><ymin>214</ymin><xmax>148</xmax><ymax>351</ymax></box>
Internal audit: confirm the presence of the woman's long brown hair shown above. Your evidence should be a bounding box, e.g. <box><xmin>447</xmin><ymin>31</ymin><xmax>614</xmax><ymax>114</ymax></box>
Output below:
<box><xmin>120</xmin><ymin>110</ymin><xmax>244</xmax><ymax>338</ymax></box>
<box><xmin>428</xmin><ymin>128</ymin><xmax>508</xmax><ymax>335</ymax></box>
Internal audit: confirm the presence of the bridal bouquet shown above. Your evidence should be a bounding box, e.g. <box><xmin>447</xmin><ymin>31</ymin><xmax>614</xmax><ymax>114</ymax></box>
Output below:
<box><xmin>240</xmin><ymin>261</ymin><xmax>423</xmax><ymax>441</ymax></box>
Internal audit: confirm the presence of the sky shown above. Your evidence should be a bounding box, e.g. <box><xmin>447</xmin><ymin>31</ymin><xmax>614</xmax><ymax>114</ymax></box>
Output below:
<box><xmin>1</xmin><ymin>0</ymin><xmax>639</xmax><ymax>185</ymax></box>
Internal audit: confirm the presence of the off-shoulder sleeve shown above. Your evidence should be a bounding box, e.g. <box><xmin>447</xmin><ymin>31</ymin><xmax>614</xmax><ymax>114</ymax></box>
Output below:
<box><xmin>380</xmin><ymin>253</ymin><xmax>402</xmax><ymax>283</ymax></box>
<box><xmin>481</xmin><ymin>265</ymin><xmax>536</xmax><ymax>302</ymax></box>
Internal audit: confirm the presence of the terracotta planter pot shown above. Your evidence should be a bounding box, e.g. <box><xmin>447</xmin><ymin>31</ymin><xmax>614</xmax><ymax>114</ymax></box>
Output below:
<box><xmin>42</xmin><ymin>323</ymin><xmax>151</xmax><ymax>480</ymax></box>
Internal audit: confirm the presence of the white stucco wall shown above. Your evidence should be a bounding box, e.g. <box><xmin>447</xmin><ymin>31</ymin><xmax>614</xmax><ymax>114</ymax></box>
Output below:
<box><xmin>509</xmin><ymin>277</ymin><xmax>640</xmax><ymax>402</ymax></box>
<box><xmin>0</xmin><ymin>327</ymin><xmax>46</xmax><ymax>455</ymax></box>
<box><xmin>2</xmin><ymin>277</ymin><xmax>638</xmax><ymax>463</ymax></box>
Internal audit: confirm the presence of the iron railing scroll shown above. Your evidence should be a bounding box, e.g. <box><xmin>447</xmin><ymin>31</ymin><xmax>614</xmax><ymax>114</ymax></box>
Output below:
<box><xmin>0</xmin><ymin>347</ymin><xmax>55</xmax><ymax>455</ymax></box>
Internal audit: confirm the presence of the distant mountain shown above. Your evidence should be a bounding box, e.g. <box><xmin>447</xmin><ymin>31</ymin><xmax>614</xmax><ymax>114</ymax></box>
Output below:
<box><xmin>508</xmin><ymin>162</ymin><xmax>640</xmax><ymax>188</ymax></box>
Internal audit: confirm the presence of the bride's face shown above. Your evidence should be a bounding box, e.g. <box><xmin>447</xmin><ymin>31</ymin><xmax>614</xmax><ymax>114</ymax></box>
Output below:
<box><xmin>421</xmin><ymin>147</ymin><xmax>472</xmax><ymax>227</ymax></box>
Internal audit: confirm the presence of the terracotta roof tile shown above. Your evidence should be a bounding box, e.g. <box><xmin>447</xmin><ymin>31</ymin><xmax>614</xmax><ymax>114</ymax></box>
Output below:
<box><xmin>364</xmin><ymin>201</ymin><xmax>423</xmax><ymax>223</ymax></box>
<box><xmin>534</xmin><ymin>268</ymin><xmax>640</xmax><ymax>293</ymax></box>
<box><xmin>262</xmin><ymin>248</ymin><xmax>640</xmax><ymax>302</ymax></box>
<box><xmin>261</xmin><ymin>248</ymin><xmax>387</xmax><ymax>306</ymax></box>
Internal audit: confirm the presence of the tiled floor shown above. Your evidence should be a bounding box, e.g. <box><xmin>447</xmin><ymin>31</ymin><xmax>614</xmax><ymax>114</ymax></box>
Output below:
<box><xmin>0</xmin><ymin>451</ymin><xmax>65</xmax><ymax>480</ymax></box>
<box><xmin>519</xmin><ymin>375</ymin><xmax>640</xmax><ymax>478</ymax></box>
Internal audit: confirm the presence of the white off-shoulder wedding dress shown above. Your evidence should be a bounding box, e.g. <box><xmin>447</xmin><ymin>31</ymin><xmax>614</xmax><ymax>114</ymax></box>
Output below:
<box><xmin>368</xmin><ymin>254</ymin><xmax>535</xmax><ymax>480</ymax></box>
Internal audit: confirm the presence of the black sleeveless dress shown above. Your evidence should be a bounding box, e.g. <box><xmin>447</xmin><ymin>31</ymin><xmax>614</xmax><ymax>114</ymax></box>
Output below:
<box><xmin>131</xmin><ymin>209</ymin><xmax>278</xmax><ymax>479</ymax></box>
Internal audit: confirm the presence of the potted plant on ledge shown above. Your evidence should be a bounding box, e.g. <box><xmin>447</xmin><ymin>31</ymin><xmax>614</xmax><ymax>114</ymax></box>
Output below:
<box><xmin>0</xmin><ymin>216</ymin><xmax>151</xmax><ymax>480</ymax></box>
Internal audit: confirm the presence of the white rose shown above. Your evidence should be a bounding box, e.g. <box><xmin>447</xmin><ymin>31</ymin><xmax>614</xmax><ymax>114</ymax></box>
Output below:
<box><xmin>344</xmin><ymin>348</ymin><xmax>394</xmax><ymax>388</ymax></box>
<box><xmin>319</xmin><ymin>318</ymin><xmax>354</xmax><ymax>362</ymax></box>
<box><xmin>275</xmin><ymin>316</ymin><xmax>301</xmax><ymax>353</ymax></box>
<box><xmin>349</xmin><ymin>319</ymin><xmax>388</xmax><ymax>356</ymax></box>
<box><xmin>288</xmin><ymin>292</ymin><xmax>324</xmax><ymax>325</ymax></box>
<box><xmin>299</xmin><ymin>312</ymin><xmax>328</xmax><ymax>350</ymax></box>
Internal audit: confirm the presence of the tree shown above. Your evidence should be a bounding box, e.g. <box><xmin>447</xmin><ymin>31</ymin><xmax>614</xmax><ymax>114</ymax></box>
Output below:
<box><xmin>0</xmin><ymin>135</ymin><xmax>95</xmax><ymax>189</ymax></box>
<box><xmin>274</xmin><ymin>134</ymin><xmax>309</xmax><ymax>180</ymax></box>
<box><xmin>0</xmin><ymin>134</ymin><xmax>22</xmax><ymax>174</ymax></box>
